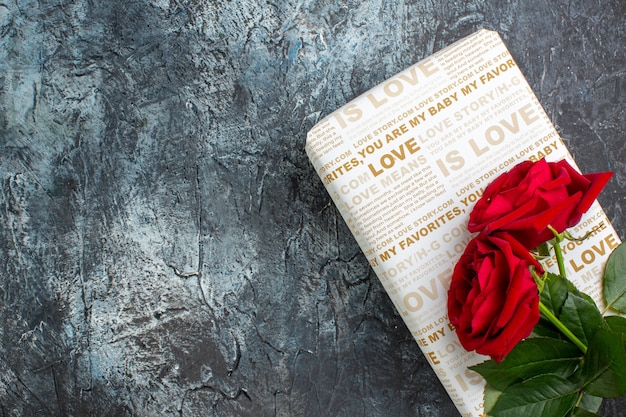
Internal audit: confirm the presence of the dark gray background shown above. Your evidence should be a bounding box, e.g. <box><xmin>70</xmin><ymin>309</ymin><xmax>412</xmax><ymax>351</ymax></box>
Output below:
<box><xmin>1</xmin><ymin>1</ymin><xmax>624</xmax><ymax>416</ymax></box>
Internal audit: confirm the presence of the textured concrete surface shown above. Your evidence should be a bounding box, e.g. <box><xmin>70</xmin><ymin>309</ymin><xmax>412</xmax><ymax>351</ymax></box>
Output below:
<box><xmin>0</xmin><ymin>1</ymin><xmax>624</xmax><ymax>416</ymax></box>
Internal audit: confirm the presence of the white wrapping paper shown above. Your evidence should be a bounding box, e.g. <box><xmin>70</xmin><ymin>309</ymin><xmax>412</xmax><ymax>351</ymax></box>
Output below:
<box><xmin>305</xmin><ymin>29</ymin><xmax>620</xmax><ymax>417</ymax></box>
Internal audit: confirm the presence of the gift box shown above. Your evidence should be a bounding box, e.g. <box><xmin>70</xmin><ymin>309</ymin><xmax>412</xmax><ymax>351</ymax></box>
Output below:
<box><xmin>305</xmin><ymin>29</ymin><xmax>621</xmax><ymax>417</ymax></box>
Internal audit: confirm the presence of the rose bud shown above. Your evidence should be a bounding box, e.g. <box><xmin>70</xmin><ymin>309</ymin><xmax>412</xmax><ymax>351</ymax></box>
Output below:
<box><xmin>448</xmin><ymin>232</ymin><xmax>543</xmax><ymax>362</ymax></box>
<box><xmin>468</xmin><ymin>159</ymin><xmax>612</xmax><ymax>250</ymax></box>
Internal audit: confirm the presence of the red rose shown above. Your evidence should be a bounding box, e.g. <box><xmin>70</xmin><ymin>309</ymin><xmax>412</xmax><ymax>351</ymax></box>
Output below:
<box><xmin>468</xmin><ymin>159</ymin><xmax>612</xmax><ymax>250</ymax></box>
<box><xmin>447</xmin><ymin>232</ymin><xmax>543</xmax><ymax>362</ymax></box>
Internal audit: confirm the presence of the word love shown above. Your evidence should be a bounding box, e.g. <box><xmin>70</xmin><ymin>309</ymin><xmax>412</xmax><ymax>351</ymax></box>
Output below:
<box><xmin>367</xmin><ymin>137</ymin><xmax>423</xmax><ymax>177</ymax></box>
<box><xmin>456</xmin><ymin>183</ymin><xmax>484</xmax><ymax>208</ymax></box>
<box><xmin>569</xmin><ymin>233</ymin><xmax>619</xmax><ymax>273</ymax></box>
<box><xmin>435</xmin><ymin>104</ymin><xmax>539</xmax><ymax>177</ymax></box>
<box><xmin>332</xmin><ymin>59</ymin><xmax>441</xmax><ymax>128</ymax></box>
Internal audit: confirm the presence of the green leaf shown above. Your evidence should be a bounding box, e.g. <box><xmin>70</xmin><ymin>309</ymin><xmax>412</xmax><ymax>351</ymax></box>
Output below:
<box><xmin>559</xmin><ymin>293</ymin><xmax>605</xmax><ymax>348</ymax></box>
<box><xmin>571</xmin><ymin>408</ymin><xmax>602</xmax><ymax>417</ymax></box>
<box><xmin>603</xmin><ymin>241</ymin><xmax>626</xmax><ymax>313</ymax></box>
<box><xmin>531</xmin><ymin>318</ymin><xmax>565</xmax><ymax>340</ymax></box>
<box><xmin>487</xmin><ymin>374</ymin><xmax>578</xmax><ymax>417</ymax></box>
<box><xmin>604</xmin><ymin>315</ymin><xmax>626</xmax><ymax>334</ymax></box>
<box><xmin>576</xmin><ymin>393</ymin><xmax>603</xmax><ymax>414</ymax></box>
<box><xmin>540</xmin><ymin>272</ymin><xmax>570</xmax><ymax>316</ymax></box>
<box><xmin>483</xmin><ymin>383</ymin><xmax>503</xmax><ymax>416</ymax></box>
<box><xmin>604</xmin><ymin>315</ymin><xmax>626</xmax><ymax>352</ymax></box>
<box><xmin>535</xmin><ymin>242</ymin><xmax>551</xmax><ymax>257</ymax></box>
<box><xmin>471</xmin><ymin>338</ymin><xmax>582</xmax><ymax>391</ymax></box>
<box><xmin>580</xmin><ymin>329</ymin><xmax>626</xmax><ymax>398</ymax></box>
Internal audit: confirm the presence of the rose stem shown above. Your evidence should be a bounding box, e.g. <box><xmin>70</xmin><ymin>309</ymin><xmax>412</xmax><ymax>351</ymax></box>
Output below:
<box><xmin>540</xmin><ymin>228</ymin><xmax>588</xmax><ymax>353</ymax></box>
<box><xmin>553</xmin><ymin>240</ymin><xmax>567</xmax><ymax>278</ymax></box>
<box><xmin>538</xmin><ymin>301</ymin><xmax>588</xmax><ymax>354</ymax></box>
<box><xmin>548</xmin><ymin>226</ymin><xmax>567</xmax><ymax>278</ymax></box>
